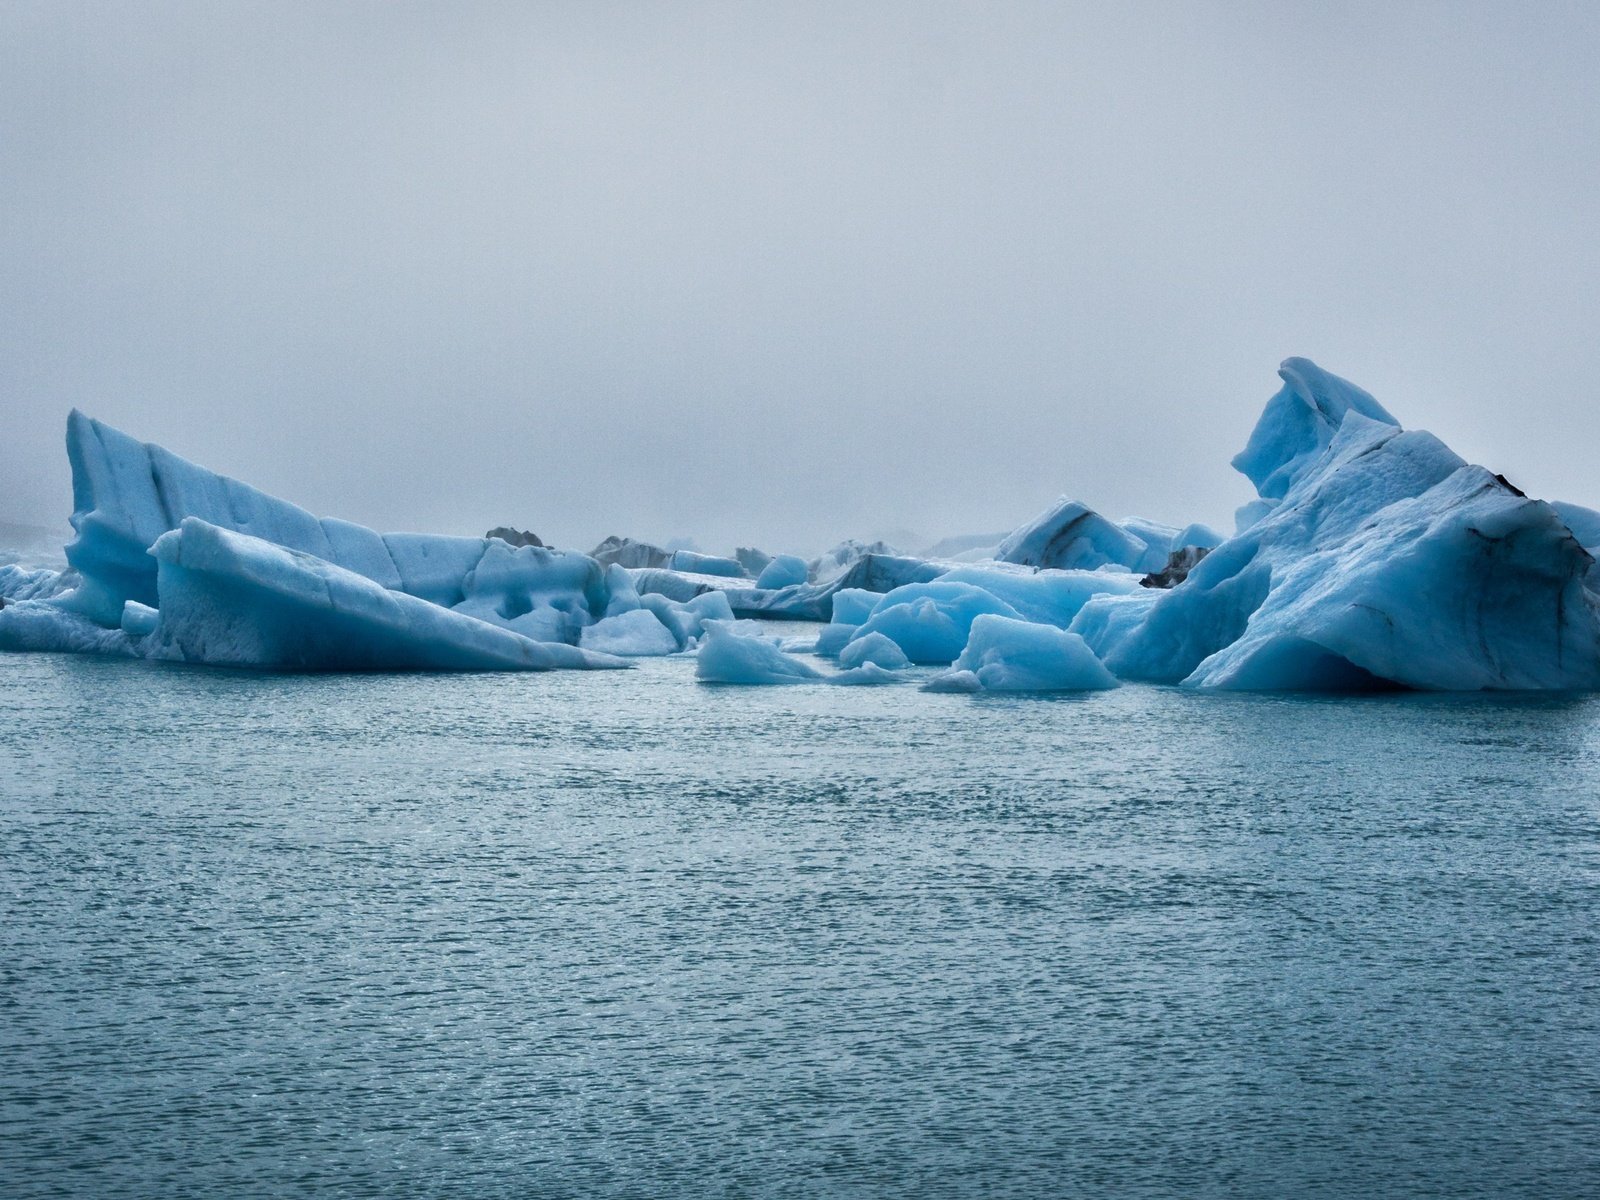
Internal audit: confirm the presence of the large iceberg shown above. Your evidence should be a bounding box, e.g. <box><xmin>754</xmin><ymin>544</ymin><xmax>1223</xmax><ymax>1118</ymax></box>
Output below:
<box><xmin>144</xmin><ymin>519</ymin><xmax>626</xmax><ymax>672</ymax></box>
<box><xmin>57</xmin><ymin>410</ymin><xmax>615</xmax><ymax>644</ymax></box>
<box><xmin>1084</xmin><ymin>361</ymin><xmax>1600</xmax><ymax>691</ymax></box>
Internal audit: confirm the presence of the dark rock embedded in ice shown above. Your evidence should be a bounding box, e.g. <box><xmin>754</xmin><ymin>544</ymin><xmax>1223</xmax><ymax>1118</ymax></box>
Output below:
<box><xmin>485</xmin><ymin>527</ymin><xmax>545</xmax><ymax>548</ymax></box>
<box><xmin>1140</xmin><ymin>545</ymin><xmax>1211</xmax><ymax>590</ymax></box>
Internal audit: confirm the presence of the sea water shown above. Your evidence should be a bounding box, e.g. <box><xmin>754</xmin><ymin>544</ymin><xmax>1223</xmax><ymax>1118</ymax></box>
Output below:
<box><xmin>2</xmin><ymin>649</ymin><xmax>1598</xmax><ymax>1198</ymax></box>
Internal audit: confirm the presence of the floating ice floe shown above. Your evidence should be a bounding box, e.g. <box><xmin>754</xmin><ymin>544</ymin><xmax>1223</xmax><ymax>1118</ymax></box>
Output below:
<box><xmin>755</xmin><ymin>554</ymin><xmax>809</xmax><ymax>590</ymax></box>
<box><xmin>926</xmin><ymin>614</ymin><xmax>1119</xmax><ymax>692</ymax></box>
<box><xmin>694</xmin><ymin>621</ymin><xmax>823</xmax><ymax>684</ymax></box>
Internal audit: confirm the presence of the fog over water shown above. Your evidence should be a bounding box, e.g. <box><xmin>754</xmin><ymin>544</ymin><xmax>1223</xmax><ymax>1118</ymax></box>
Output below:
<box><xmin>4</xmin><ymin>2</ymin><xmax>1598</xmax><ymax>554</ymax></box>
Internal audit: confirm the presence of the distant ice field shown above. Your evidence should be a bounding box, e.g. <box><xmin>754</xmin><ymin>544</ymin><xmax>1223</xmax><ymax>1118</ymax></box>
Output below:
<box><xmin>3</xmin><ymin>646</ymin><xmax>1598</xmax><ymax>1199</ymax></box>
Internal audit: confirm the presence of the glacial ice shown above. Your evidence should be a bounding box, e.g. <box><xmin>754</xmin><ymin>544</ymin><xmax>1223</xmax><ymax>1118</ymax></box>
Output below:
<box><xmin>755</xmin><ymin>554</ymin><xmax>809</xmax><ymax>590</ymax></box>
<box><xmin>845</xmin><ymin>582</ymin><xmax>1024</xmax><ymax>664</ymax></box>
<box><xmin>10</xmin><ymin>353</ymin><xmax>1600</xmax><ymax>692</ymax></box>
<box><xmin>1230</xmin><ymin>356</ymin><xmax>1399</xmax><ymax>503</ymax></box>
<box><xmin>996</xmin><ymin>498</ymin><xmax>1147</xmax><ymax>571</ymax></box>
<box><xmin>0</xmin><ymin>600</ymin><xmax>137</xmax><ymax>657</ymax></box>
<box><xmin>937</xmin><ymin>565</ymin><xmax>1141</xmax><ymax>628</ymax></box>
<box><xmin>813</xmin><ymin>622</ymin><xmax>857</xmax><ymax>658</ymax></box>
<box><xmin>935</xmin><ymin>614</ymin><xmax>1119</xmax><ymax>692</ymax></box>
<box><xmin>828</xmin><ymin>663</ymin><xmax>903</xmax><ymax>686</ymax></box>
<box><xmin>670</xmin><ymin>549</ymin><xmax>747</xmax><ymax>578</ymax></box>
<box><xmin>1552</xmin><ymin>502</ymin><xmax>1600</xmax><ymax>557</ymax></box>
<box><xmin>58</xmin><ymin>410</ymin><xmax>616</xmax><ymax>645</ymax></box>
<box><xmin>829</xmin><ymin>588</ymin><xmax>882</xmax><ymax>627</ymax></box>
<box><xmin>0</xmin><ymin>564</ymin><xmax>73</xmax><ymax>603</ymax></box>
<box><xmin>695</xmin><ymin>621</ymin><xmax>823</xmax><ymax>684</ymax></box>
<box><xmin>579</xmin><ymin>608</ymin><xmax>680</xmax><ymax>657</ymax></box>
<box><xmin>837</xmin><ymin>631</ymin><xmax>911</xmax><ymax>671</ymax></box>
<box><xmin>1094</xmin><ymin>367</ymin><xmax>1600</xmax><ymax>691</ymax></box>
<box><xmin>145</xmin><ymin>520</ymin><xmax>628</xmax><ymax>672</ymax></box>
<box><xmin>1119</xmin><ymin>517</ymin><xmax>1183</xmax><ymax>574</ymax></box>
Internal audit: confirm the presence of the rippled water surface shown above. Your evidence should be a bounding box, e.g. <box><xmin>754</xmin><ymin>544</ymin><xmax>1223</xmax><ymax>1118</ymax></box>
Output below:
<box><xmin>3</xmin><ymin>647</ymin><xmax>1600</xmax><ymax>1198</ymax></box>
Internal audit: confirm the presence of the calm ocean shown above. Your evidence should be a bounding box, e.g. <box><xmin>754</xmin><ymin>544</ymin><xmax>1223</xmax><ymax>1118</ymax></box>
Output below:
<box><xmin>3</xmin><ymin>647</ymin><xmax>1598</xmax><ymax>1197</ymax></box>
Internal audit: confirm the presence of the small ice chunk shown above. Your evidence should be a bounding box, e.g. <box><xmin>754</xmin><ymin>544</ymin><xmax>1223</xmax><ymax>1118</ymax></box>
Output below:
<box><xmin>951</xmin><ymin>613</ymin><xmax>1120</xmax><ymax>691</ymax></box>
<box><xmin>120</xmin><ymin>601</ymin><xmax>160</xmax><ymax>638</ymax></box>
<box><xmin>579</xmin><ymin>608</ymin><xmax>679</xmax><ymax>656</ymax></box>
<box><xmin>755</xmin><ymin>554</ymin><xmax>809</xmax><ymax>589</ymax></box>
<box><xmin>829</xmin><ymin>662</ymin><xmax>901</xmax><ymax>685</ymax></box>
<box><xmin>695</xmin><ymin>620</ymin><xmax>823</xmax><ymax>684</ymax></box>
<box><xmin>837</xmin><ymin>631</ymin><xmax>910</xmax><ymax>670</ymax></box>
<box><xmin>921</xmin><ymin>669</ymin><xmax>981</xmax><ymax>693</ymax></box>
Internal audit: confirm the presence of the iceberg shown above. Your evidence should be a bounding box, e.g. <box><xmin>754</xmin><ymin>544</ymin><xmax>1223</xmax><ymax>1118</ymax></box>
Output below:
<box><xmin>845</xmin><ymin>581</ymin><xmax>1023</xmax><ymax>664</ymax></box>
<box><xmin>995</xmin><ymin>498</ymin><xmax>1147</xmax><ymax>571</ymax></box>
<box><xmin>837</xmin><ymin>630</ymin><xmax>911</xmax><ymax>671</ymax></box>
<box><xmin>57</xmin><ymin>410</ymin><xmax>616</xmax><ymax>644</ymax></box>
<box><xmin>735</xmin><ymin>546</ymin><xmax>773</xmax><ymax>577</ymax></box>
<box><xmin>145</xmin><ymin>519</ymin><xmax>627</xmax><ymax>672</ymax></box>
<box><xmin>144</xmin><ymin>519</ymin><xmax>626</xmax><ymax>671</ymax></box>
<box><xmin>1096</xmin><ymin>361</ymin><xmax>1600</xmax><ymax>691</ymax></box>
<box><xmin>590</xmin><ymin>536</ymin><xmax>673</xmax><ymax>570</ymax></box>
<box><xmin>695</xmin><ymin>621</ymin><xmax>823</xmax><ymax>684</ymax></box>
<box><xmin>932</xmin><ymin>613</ymin><xmax>1119</xmax><ymax>692</ymax></box>
<box><xmin>755</xmin><ymin>554</ymin><xmax>809</xmax><ymax>590</ymax></box>
<box><xmin>810</xmin><ymin>539</ymin><xmax>900</xmax><ymax>584</ymax></box>
<box><xmin>670</xmin><ymin>549</ymin><xmax>747</xmax><ymax>578</ymax></box>
<box><xmin>578</xmin><ymin>608</ymin><xmax>680</xmax><ymax>657</ymax></box>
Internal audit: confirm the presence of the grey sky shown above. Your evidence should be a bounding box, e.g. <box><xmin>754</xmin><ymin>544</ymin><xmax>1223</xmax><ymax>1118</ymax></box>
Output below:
<box><xmin>4</xmin><ymin>1</ymin><xmax>1598</xmax><ymax>554</ymax></box>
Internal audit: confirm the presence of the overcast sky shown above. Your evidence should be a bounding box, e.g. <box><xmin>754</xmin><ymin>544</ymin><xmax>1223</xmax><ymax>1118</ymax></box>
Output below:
<box><xmin>4</xmin><ymin>1</ymin><xmax>1598</xmax><ymax>554</ymax></box>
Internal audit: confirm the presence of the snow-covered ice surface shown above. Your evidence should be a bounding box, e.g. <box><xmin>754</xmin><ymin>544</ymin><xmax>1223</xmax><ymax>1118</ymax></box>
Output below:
<box><xmin>9</xmin><ymin>355</ymin><xmax>1600</xmax><ymax>690</ymax></box>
